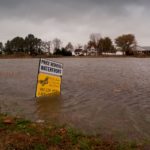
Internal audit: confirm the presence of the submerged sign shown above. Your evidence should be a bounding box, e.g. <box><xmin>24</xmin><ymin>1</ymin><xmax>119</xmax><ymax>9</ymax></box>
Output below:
<box><xmin>36</xmin><ymin>59</ymin><xmax>63</xmax><ymax>97</ymax></box>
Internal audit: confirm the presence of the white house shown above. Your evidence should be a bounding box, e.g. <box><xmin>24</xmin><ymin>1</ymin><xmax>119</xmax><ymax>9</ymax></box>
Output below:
<box><xmin>74</xmin><ymin>49</ymin><xmax>83</xmax><ymax>56</ymax></box>
<box><xmin>135</xmin><ymin>46</ymin><xmax>150</xmax><ymax>54</ymax></box>
<box><xmin>87</xmin><ymin>46</ymin><xmax>97</xmax><ymax>56</ymax></box>
<box><xmin>116</xmin><ymin>51</ymin><xmax>124</xmax><ymax>55</ymax></box>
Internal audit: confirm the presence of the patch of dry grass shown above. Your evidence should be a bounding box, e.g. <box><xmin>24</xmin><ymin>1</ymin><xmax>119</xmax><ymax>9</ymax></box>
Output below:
<box><xmin>0</xmin><ymin>114</ymin><xmax>149</xmax><ymax>150</ymax></box>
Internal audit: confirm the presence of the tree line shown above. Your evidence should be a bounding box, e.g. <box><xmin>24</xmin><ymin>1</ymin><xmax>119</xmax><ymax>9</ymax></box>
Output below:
<box><xmin>0</xmin><ymin>34</ymin><xmax>72</xmax><ymax>56</ymax></box>
<box><xmin>0</xmin><ymin>33</ymin><xmax>137</xmax><ymax>56</ymax></box>
<box><xmin>86</xmin><ymin>33</ymin><xmax>136</xmax><ymax>55</ymax></box>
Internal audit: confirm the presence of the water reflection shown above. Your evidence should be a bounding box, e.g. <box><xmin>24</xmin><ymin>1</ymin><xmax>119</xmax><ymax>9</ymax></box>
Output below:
<box><xmin>36</xmin><ymin>95</ymin><xmax>62</xmax><ymax>122</ymax></box>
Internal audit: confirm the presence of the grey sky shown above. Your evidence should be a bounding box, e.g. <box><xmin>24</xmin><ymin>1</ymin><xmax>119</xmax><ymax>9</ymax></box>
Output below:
<box><xmin>0</xmin><ymin>0</ymin><xmax>149</xmax><ymax>46</ymax></box>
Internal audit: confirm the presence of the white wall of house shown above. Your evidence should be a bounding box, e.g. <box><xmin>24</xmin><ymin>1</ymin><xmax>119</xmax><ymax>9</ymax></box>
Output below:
<box><xmin>102</xmin><ymin>52</ymin><xmax>115</xmax><ymax>55</ymax></box>
<box><xmin>116</xmin><ymin>51</ymin><xmax>124</xmax><ymax>55</ymax></box>
<box><xmin>72</xmin><ymin>51</ymin><xmax>75</xmax><ymax>56</ymax></box>
<box><xmin>87</xmin><ymin>47</ymin><xmax>97</xmax><ymax>56</ymax></box>
<box><xmin>74</xmin><ymin>52</ymin><xmax>83</xmax><ymax>56</ymax></box>
<box><xmin>102</xmin><ymin>51</ymin><xmax>123</xmax><ymax>56</ymax></box>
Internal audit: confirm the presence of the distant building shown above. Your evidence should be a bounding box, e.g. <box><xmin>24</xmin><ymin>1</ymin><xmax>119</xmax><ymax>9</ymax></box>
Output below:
<box><xmin>135</xmin><ymin>46</ymin><xmax>150</xmax><ymax>55</ymax></box>
<box><xmin>101</xmin><ymin>51</ymin><xmax>124</xmax><ymax>56</ymax></box>
<box><xmin>87</xmin><ymin>46</ymin><xmax>97</xmax><ymax>56</ymax></box>
<box><xmin>116</xmin><ymin>51</ymin><xmax>124</xmax><ymax>55</ymax></box>
<box><xmin>74</xmin><ymin>49</ymin><xmax>83</xmax><ymax>56</ymax></box>
<box><xmin>74</xmin><ymin>45</ymin><xmax>150</xmax><ymax>56</ymax></box>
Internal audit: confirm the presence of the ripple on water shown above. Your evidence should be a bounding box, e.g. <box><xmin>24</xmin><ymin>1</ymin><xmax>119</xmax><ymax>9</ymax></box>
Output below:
<box><xmin>0</xmin><ymin>58</ymin><xmax>150</xmax><ymax>140</ymax></box>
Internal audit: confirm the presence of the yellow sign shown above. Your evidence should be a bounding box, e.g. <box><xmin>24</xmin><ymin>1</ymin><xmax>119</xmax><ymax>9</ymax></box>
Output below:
<box><xmin>35</xmin><ymin>59</ymin><xmax>63</xmax><ymax>97</ymax></box>
<box><xmin>36</xmin><ymin>73</ymin><xmax>61</xmax><ymax>97</ymax></box>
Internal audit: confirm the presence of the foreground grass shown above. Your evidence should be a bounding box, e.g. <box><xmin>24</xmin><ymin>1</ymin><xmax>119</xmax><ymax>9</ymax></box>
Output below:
<box><xmin>0</xmin><ymin>114</ymin><xmax>149</xmax><ymax>150</ymax></box>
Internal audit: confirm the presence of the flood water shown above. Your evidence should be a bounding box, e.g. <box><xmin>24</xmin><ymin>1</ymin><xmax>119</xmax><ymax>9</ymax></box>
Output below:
<box><xmin>0</xmin><ymin>58</ymin><xmax>150</xmax><ymax>140</ymax></box>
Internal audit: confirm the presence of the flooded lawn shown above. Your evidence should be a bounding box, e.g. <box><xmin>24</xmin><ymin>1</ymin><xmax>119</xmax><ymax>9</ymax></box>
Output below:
<box><xmin>0</xmin><ymin>58</ymin><xmax>150</xmax><ymax>141</ymax></box>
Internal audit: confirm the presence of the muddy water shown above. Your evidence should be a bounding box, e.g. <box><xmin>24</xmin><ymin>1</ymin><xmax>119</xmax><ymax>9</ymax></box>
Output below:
<box><xmin>0</xmin><ymin>58</ymin><xmax>150</xmax><ymax>140</ymax></box>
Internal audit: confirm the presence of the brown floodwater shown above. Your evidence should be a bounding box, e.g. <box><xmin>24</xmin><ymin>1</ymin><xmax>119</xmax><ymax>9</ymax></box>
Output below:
<box><xmin>0</xmin><ymin>58</ymin><xmax>150</xmax><ymax>140</ymax></box>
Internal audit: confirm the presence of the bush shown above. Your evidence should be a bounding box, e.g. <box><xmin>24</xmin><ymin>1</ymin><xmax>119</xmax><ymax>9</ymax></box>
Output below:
<box><xmin>54</xmin><ymin>48</ymin><xmax>72</xmax><ymax>56</ymax></box>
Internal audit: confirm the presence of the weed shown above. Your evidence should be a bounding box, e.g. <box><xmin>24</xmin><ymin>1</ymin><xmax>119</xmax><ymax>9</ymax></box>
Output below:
<box><xmin>79</xmin><ymin>138</ymin><xmax>91</xmax><ymax>150</ymax></box>
<box><xmin>49</xmin><ymin>135</ymin><xmax>62</xmax><ymax>145</ymax></box>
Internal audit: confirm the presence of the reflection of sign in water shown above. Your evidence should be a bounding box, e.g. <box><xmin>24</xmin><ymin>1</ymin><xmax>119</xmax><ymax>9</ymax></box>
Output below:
<box><xmin>36</xmin><ymin>59</ymin><xmax>63</xmax><ymax>97</ymax></box>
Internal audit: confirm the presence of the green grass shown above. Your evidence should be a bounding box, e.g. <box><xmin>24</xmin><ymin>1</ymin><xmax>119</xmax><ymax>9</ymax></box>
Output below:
<box><xmin>0</xmin><ymin>113</ymin><xmax>149</xmax><ymax>150</ymax></box>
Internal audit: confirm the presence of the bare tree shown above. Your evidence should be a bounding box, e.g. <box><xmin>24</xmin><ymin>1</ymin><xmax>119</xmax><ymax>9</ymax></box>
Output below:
<box><xmin>0</xmin><ymin>42</ymin><xmax>3</xmax><ymax>52</ymax></box>
<box><xmin>41</xmin><ymin>41</ymin><xmax>51</xmax><ymax>55</ymax></box>
<box><xmin>45</xmin><ymin>41</ymin><xmax>51</xmax><ymax>55</ymax></box>
<box><xmin>84</xmin><ymin>44</ymin><xmax>88</xmax><ymax>50</ymax></box>
<box><xmin>65</xmin><ymin>42</ymin><xmax>74</xmax><ymax>52</ymax></box>
<box><xmin>76</xmin><ymin>44</ymin><xmax>83</xmax><ymax>49</ymax></box>
<box><xmin>53</xmin><ymin>38</ymin><xmax>62</xmax><ymax>50</ymax></box>
<box><xmin>89</xmin><ymin>33</ymin><xmax>101</xmax><ymax>55</ymax></box>
<box><xmin>90</xmin><ymin>33</ymin><xmax>101</xmax><ymax>47</ymax></box>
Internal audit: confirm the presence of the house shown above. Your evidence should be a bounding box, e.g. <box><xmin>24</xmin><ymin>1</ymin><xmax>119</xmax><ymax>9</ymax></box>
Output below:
<box><xmin>115</xmin><ymin>50</ymin><xmax>124</xmax><ymax>55</ymax></box>
<box><xmin>74</xmin><ymin>48</ymin><xmax>88</xmax><ymax>56</ymax></box>
<box><xmin>74</xmin><ymin>49</ymin><xmax>84</xmax><ymax>56</ymax></box>
<box><xmin>87</xmin><ymin>46</ymin><xmax>97</xmax><ymax>56</ymax></box>
<box><xmin>135</xmin><ymin>46</ymin><xmax>150</xmax><ymax>55</ymax></box>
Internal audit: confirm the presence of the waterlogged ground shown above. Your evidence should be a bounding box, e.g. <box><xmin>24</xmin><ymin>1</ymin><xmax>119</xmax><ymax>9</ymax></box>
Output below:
<box><xmin>0</xmin><ymin>58</ymin><xmax>150</xmax><ymax>141</ymax></box>
<box><xmin>1</xmin><ymin>114</ymin><xmax>149</xmax><ymax>150</ymax></box>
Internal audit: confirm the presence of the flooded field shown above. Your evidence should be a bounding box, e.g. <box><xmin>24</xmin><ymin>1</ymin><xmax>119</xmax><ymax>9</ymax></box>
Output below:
<box><xmin>0</xmin><ymin>58</ymin><xmax>150</xmax><ymax>140</ymax></box>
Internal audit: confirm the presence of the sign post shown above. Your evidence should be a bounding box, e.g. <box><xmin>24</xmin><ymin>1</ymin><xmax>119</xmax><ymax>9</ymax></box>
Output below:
<box><xmin>36</xmin><ymin>58</ymin><xmax>63</xmax><ymax>97</ymax></box>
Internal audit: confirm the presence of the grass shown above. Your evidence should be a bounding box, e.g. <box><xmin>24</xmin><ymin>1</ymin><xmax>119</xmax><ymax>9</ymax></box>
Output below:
<box><xmin>0</xmin><ymin>114</ymin><xmax>149</xmax><ymax>150</ymax></box>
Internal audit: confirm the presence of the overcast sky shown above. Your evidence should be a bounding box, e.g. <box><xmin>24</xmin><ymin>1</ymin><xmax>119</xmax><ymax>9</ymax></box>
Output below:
<box><xmin>0</xmin><ymin>0</ymin><xmax>149</xmax><ymax>46</ymax></box>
